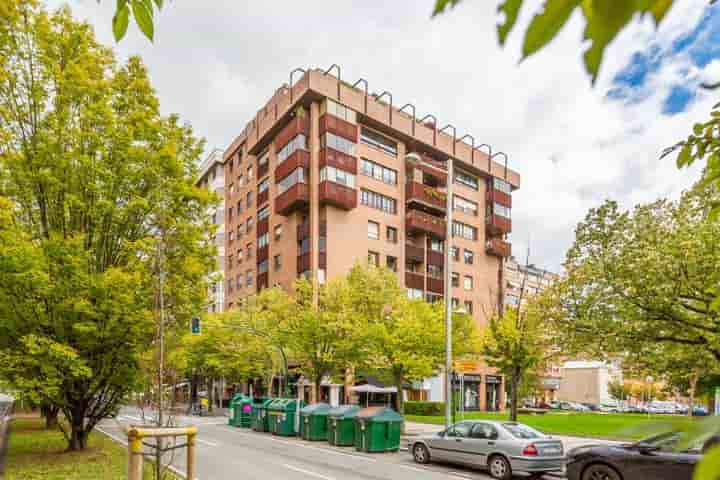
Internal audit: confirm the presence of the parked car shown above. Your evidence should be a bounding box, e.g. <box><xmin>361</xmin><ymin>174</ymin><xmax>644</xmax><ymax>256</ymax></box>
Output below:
<box><xmin>548</xmin><ymin>400</ymin><xmax>561</xmax><ymax>410</ymax></box>
<box><xmin>409</xmin><ymin>420</ymin><xmax>564</xmax><ymax>479</ymax></box>
<box><xmin>599</xmin><ymin>401</ymin><xmax>620</xmax><ymax>413</ymax></box>
<box><xmin>693</xmin><ymin>405</ymin><xmax>709</xmax><ymax>416</ymax></box>
<box><xmin>581</xmin><ymin>402</ymin><xmax>600</xmax><ymax>412</ymax></box>
<box><xmin>566</xmin><ymin>431</ymin><xmax>714</xmax><ymax>480</ymax></box>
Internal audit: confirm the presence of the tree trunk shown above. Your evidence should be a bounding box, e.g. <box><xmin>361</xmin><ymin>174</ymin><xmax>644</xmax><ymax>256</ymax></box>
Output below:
<box><xmin>688</xmin><ymin>371</ymin><xmax>699</xmax><ymax>418</ymax></box>
<box><xmin>208</xmin><ymin>377</ymin><xmax>214</xmax><ymax>413</ymax></box>
<box><xmin>41</xmin><ymin>403</ymin><xmax>59</xmax><ymax>430</ymax></box>
<box><xmin>67</xmin><ymin>408</ymin><xmax>88</xmax><ymax>451</ymax></box>
<box><xmin>393</xmin><ymin>372</ymin><xmax>406</xmax><ymax>434</ymax></box>
<box><xmin>314</xmin><ymin>375</ymin><xmax>323</xmax><ymax>403</ymax></box>
<box><xmin>509</xmin><ymin>369</ymin><xmax>520</xmax><ymax>422</ymax></box>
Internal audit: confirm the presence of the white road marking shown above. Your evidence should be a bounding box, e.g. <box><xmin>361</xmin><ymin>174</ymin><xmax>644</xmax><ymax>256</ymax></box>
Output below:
<box><xmin>282</xmin><ymin>464</ymin><xmax>336</xmax><ymax>480</ymax></box>
<box><xmin>196</xmin><ymin>438</ymin><xmax>219</xmax><ymax>447</ymax></box>
<box><xmin>400</xmin><ymin>464</ymin><xmax>431</xmax><ymax>473</ymax></box>
<box><xmin>120</xmin><ymin>415</ymin><xmax>144</xmax><ymax>422</ymax></box>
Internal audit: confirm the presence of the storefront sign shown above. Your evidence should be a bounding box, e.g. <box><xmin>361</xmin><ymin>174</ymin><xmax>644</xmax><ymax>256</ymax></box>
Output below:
<box><xmin>462</xmin><ymin>375</ymin><xmax>482</xmax><ymax>383</ymax></box>
<box><xmin>485</xmin><ymin>375</ymin><xmax>502</xmax><ymax>385</ymax></box>
<box><xmin>453</xmin><ymin>360</ymin><xmax>477</xmax><ymax>373</ymax></box>
<box><xmin>542</xmin><ymin>378</ymin><xmax>561</xmax><ymax>390</ymax></box>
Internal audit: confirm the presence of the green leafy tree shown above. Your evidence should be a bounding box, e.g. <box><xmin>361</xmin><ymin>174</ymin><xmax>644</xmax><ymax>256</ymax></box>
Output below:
<box><xmin>0</xmin><ymin>2</ymin><xmax>213</xmax><ymax>450</ymax></box>
<box><xmin>607</xmin><ymin>380</ymin><xmax>633</xmax><ymax>403</ymax></box>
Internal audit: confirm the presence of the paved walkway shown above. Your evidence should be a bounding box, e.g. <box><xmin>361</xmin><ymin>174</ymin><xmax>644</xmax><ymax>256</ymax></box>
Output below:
<box><xmin>0</xmin><ymin>400</ymin><xmax>14</xmax><ymax>478</ymax></box>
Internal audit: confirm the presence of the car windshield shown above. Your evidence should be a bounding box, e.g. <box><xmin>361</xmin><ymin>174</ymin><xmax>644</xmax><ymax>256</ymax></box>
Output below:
<box><xmin>502</xmin><ymin>423</ymin><xmax>544</xmax><ymax>439</ymax></box>
<box><xmin>635</xmin><ymin>432</ymin><xmax>702</xmax><ymax>453</ymax></box>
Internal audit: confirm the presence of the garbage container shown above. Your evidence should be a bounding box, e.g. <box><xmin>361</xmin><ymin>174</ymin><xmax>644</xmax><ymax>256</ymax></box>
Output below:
<box><xmin>299</xmin><ymin>403</ymin><xmax>331</xmax><ymax>441</ymax></box>
<box><xmin>251</xmin><ymin>398</ymin><xmax>275</xmax><ymax>432</ymax></box>
<box><xmin>228</xmin><ymin>393</ymin><xmax>247</xmax><ymax>426</ymax></box>
<box><xmin>235</xmin><ymin>395</ymin><xmax>254</xmax><ymax>428</ymax></box>
<box><xmin>354</xmin><ymin>407</ymin><xmax>403</xmax><ymax>453</ymax></box>
<box><xmin>268</xmin><ymin>398</ymin><xmax>304</xmax><ymax>436</ymax></box>
<box><xmin>327</xmin><ymin>405</ymin><xmax>360</xmax><ymax>446</ymax></box>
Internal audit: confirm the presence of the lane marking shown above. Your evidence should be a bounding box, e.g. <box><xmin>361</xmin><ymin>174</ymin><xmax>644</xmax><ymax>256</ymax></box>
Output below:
<box><xmin>196</xmin><ymin>438</ymin><xmax>219</xmax><ymax>447</ymax></box>
<box><xmin>282</xmin><ymin>464</ymin><xmax>336</xmax><ymax>480</ymax></box>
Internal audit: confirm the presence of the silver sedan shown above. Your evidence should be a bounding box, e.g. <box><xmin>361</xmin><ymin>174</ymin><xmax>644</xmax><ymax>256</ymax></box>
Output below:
<box><xmin>408</xmin><ymin>420</ymin><xmax>565</xmax><ymax>479</ymax></box>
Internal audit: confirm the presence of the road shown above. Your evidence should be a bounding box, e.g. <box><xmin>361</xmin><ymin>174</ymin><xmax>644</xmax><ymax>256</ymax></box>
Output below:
<box><xmin>99</xmin><ymin>406</ymin><xmax>572</xmax><ymax>480</ymax></box>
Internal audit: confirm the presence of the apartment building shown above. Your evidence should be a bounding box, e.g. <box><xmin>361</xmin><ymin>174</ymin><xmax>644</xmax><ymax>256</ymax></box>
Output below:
<box><xmin>196</xmin><ymin>149</ymin><xmax>226</xmax><ymax>313</ymax></box>
<box><xmin>221</xmin><ymin>67</ymin><xmax>520</xmax><ymax>411</ymax></box>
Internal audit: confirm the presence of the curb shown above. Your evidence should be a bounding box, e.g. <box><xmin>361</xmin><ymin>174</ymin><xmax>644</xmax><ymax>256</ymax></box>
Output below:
<box><xmin>0</xmin><ymin>412</ymin><xmax>12</xmax><ymax>478</ymax></box>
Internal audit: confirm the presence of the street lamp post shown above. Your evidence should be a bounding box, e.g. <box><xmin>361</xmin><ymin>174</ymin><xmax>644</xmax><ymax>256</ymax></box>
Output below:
<box><xmin>444</xmin><ymin>158</ymin><xmax>454</xmax><ymax>429</ymax></box>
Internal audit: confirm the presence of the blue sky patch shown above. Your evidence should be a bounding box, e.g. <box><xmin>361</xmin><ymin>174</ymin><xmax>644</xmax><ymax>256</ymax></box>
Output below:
<box><xmin>607</xmin><ymin>4</ymin><xmax>720</xmax><ymax>114</ymax></box>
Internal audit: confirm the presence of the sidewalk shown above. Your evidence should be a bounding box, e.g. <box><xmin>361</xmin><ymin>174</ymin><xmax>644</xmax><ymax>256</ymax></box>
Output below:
<box><xmin>0</xmin><ymin>400</ymin><xmax>13</xmax><ymax>477</ymax></box>
<box><xmin>401</xmin><ymin>421</ymin><xmax>621</xmax><ymax>451</ymax></box>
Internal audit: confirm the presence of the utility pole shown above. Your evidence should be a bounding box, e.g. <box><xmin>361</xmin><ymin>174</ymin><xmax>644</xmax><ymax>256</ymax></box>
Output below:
<box><xmin>444</xmin><ymin>158</ymin><xmax>454</xmax><ymax>429</ymax></box>
<box><xmin>156</xmin><ymin>239</ymin><xmax>166</xmax><ymax>480</ymax></box>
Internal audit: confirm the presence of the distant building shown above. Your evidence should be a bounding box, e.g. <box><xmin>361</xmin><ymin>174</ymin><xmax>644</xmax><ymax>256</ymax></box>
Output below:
<box><xmin>196</xmin><ymin>149</ymin><xmax>226</xmax><ymax>313</ymax></box>
<box><xmin>557</xmin><ymin>361</ymin><xmax>623</xmax><ymax>405</ymax></box>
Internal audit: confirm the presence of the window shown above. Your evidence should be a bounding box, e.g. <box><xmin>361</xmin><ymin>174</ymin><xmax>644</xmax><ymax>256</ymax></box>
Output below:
<box><xmin>246</xmin><ymin>191</ymin><xmax>253</xmax><ymax>208</ymax></box>
<box><xmin>236</xmin><ymin>273</ymin><xmax>242</xmax><ymax>289</ymax></box>
<box><xmin>258</xmin><ymin>178</ymin><xmax>269</xmax><ymax>194</ymax></box>
<box><xmin>450</xmin><ymin>272</ymin><xmax>459</xmax><ymax>287</ymax></box>
<box><xmin>429</xmin><ymin>238</ymin><xmax>443</xmax><ymax>252</ymax></box>
<box><xmin>360</xmin><ymin>158</ymin><xmax>397</xmax><ymax>185</ymax></box>
<box><xmin>258</xmin><ymin>150</ymin><xmax>269</xmax><ymax>171</ymax></box>
<box><xmin>367</xmin><ymin>251</ymin><xmax>379</xmax><ymax>266</ymax></box>
<box><xmin>228</xmin><ymin>207</ymin><xmax>233</xmax><ymax>220</ymax></box>
<box><xmin>360</xmin><ymin>127</ymin><xmax>397</xmax><ymax>157</ymax></box>
<box><xmin>454</xmin><ymin>195</ymin><xmax>478</xmax><ymax>216</ymax></box>
<box><xmin>257</xmin><ymin>232</ymin><xmax>269</xmax><ymax>249</ymax></box>
<box><xmin>228</xmin><ymin>230</ymin><xmax>235</xmax><ymax>242</ymax></box>
<box><xmin>246</xmin><ymin>270</ymin><xmax>253</xmax><ymax>287</ymax></box>
<box><xmin>238</xmin><ymin>223</ymin><xmax>244</xmax><ymax>237</ymax></box>
<box><xmin>386</xmin><ymin>226</ymin><xmax>398</xmax><ymax>243</ymax></box>
<box><xmin>238</xmin><ymin>174</ymin><xmax>244</xmax><ymax>188</ymax></box>
<box><xmin>274</xmin><ymin>255</ymin><xmax>282</xmax><ymax>271</ymax></box>
<box><xmin>494</xmin><ymin>177</ymin><xmax>512</xmax><ymax>195</ymax></box>
<box><xmin>227</xmin><ymin>278</ymin><xmax>233</xmax><ymax>293</ymax></box>
<box><xmin>277</xmin><ymin>168</ymin><xmax>305</xmax><ymax>194</ymax></box>
<box><xmin>361</xmin><ymin>189</ymin><xmax>397</xmax><ymax>214</ymax></box>
<box><xmin>238</xmin><ymin>248</ymin><xmax>243</xmax><ymax>263</ymax></box>
<box><xmin>277</xmin><ymin>135</ymin><xmax>307</xmax><ymax>164</ymax></box>
<box><xmin>228</xmin><ymin>254</ymin><xmax>234</xmax><ymax>269</ymax></box>
<box><xmin>323</xmin><ymin>99</ymin><xmax>356</xmax><ymax>123</ymax></box>
<box><xmin>447</xmin><ymin>422</ymin><xmax>473</xmax><ymax>438</ymax></box>
<box><xmin>464</xmin><ymin>249</ymin><xmax>474</xmax><ymax>265</ymax></box>
<box><xmin>428</xmin><ymin>264</ymin><xmax>442</xmax><ymax>279</ymax></box>
<box><xmin>247</xmin><ymin>165</ymin><xmax>253</xmax><ymax>179</ymax></box>
<box><xmin>320</xmin><ymin>166</ymin><xmax>356</xmax><ymax>187</ymax></box>
<box><xmin>464</xmin><ymin>300</ymin><xmax>473</xmax><ymax>315</ymax></box>
<box><xmin>386</xmin><ymin>255</ymin><xmax>398</xmax><ymax>272</ymax></box>
<box><xmin>453</xmin><ymin>221</ymin><xmax>477</xmax><ymax>240</ymax></box>
<box><xmin>367</xmin><ymin>221</ymin><xmax>379</xmax><ymax>240</ymax></box>
<box><xmin>494</xmin><ymin>203</ymin><xmax>511</xmax><ymax>219</ymax></box>
<box><xmin>229</xmin><ymin>183</ymin><xmax>235</xmax><ymax>195</ymax></box>
<box><xmin>464</xmin><ymin>275</ymin><xmax>473</xmax><ymax>291</ymax></box>
<box><xmin>505</xmin><ymin>294</ymin><xmax>520</xmax><ymax>306</ymax></box>
<box><xmin>407</xmin><ymin>288</ymin><xmax>423</xmax><ymax>300</ymax></box>
<box><xmin>237</xmin><ymin>200</ymin><xmax>243</xmax><ymax>214</ymax></box>
<box><xmin>246</xmin><ymin>217</ymin><xmax>253</xmax><ymax>232</ymax></box>
<box><xmin>451</xmin><ymin>246</ymin><xmax>460</xmax><ymax>261</ymax></box>
<box><xmin>258</xmin><ymin>205</ymin><xmax>270</xmax><ymax>221</ymax></box>
<box><xmin>321</xmin><ymin>132</ymin><xmax>356</xmax><ymax>156</ymax></box>
<box><xmin>246</xmin><ymin>243</ymin><xmax>253</xmax><ymax>259</ymax></box>
<box><xmin>258</xmin><ymin>259</ymin><xmax>268</xmax><ymax>274</ymax></box>
<box><xmin>471</xmin><ymin>423</ymin><xmax>498</xmax><ymax>440</ymax></box>
<box><xmin>454</xmin><ymin>170</ymin><xmax>479</xmax><ymax>190</ymax></box>
<box><xmin>274</xmin><ymin>224</ymin><xmax>283</xmax><ymax>240</ymax></box>
<box><xmin>451</xmin><ymin>298</ymin><xmax>460</xmax><ymax>309</ymax></box>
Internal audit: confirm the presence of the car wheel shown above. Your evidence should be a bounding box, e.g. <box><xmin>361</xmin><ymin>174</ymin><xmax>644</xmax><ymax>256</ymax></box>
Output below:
<box><xmin>488</xmin><ymin>454</ymin><xmax>512</xmax><ymax>480</ymax></box>
<box><xmin>412</xmin><ymin>443</ymin><xmax>430</xmax><ymax>464</ymax></box>
<box><xmin>582</xmin><ymin>464</ymin><xmax>622</xmax><ymax>480</ymax></box>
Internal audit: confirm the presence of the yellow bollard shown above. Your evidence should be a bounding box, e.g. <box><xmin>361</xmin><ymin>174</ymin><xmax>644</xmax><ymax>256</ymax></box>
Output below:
<box><xmin>127</xmin><ymin>428</ymin><xmax>144</xmax><ymax>480</ymax></box>
<box><xmin>186</xmin><ymin>428</ymin><xmax>197</xmax><ymax>480</ymax></box>
<box><xmin>126</xmin><ymin>426</ymin><xmax>197</xmax><ymax>480</ymax></box>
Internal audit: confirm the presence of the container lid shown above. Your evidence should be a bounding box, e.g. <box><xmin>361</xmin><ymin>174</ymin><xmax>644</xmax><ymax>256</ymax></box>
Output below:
<box><xmin>356</xmin><ymin>406</ymin><xmax>403</xmax><ymax>423</ymax></box>
<box><xmin>328</xmin><ymin>405</ymin><xmax>361</xmax><ymax>419</ymax></box>
<box><xmin>301</xmin><ymin>403</ymin><xmax>331</xmax><ymax>415</ymax></box>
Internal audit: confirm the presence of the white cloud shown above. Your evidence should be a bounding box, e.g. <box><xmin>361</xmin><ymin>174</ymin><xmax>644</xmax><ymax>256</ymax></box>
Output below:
<box><xmin>54</xmin><ymin>0</ymin><xmax>709</xmax><ymax>271</ymax></box>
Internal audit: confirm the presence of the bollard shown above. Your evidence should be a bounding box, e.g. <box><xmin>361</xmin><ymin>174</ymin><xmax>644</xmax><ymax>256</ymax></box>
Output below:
<box><xmin>126</xmin><ymin>426</ymin><xmax>197</xmax><ymax>480</ymax></box>
<box><xmin>127</xmin><ymin>429</ymin><xmax>144</xmax><ymax>480</ymax></box>
<box><xmin>187</xmin><ymin>429</ymin><xmax>197</xmax><ymax>480</ymax></box>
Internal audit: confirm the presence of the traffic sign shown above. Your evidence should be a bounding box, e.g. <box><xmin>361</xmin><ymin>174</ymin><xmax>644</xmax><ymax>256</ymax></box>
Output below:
<box><xmin>191</xmin><ymin>316</ymin><xmax>201</xmax><ymax>334</ymax></box>
<box><xmin>453</xmin><ymin>360</ymin><xmax>477</xmax><ymax>373</ymax></box>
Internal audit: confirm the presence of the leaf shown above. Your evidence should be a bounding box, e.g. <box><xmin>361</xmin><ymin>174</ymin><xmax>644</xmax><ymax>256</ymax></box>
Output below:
<box><xmin>649</xmin><ymin>0</ymin><xmax>674</xmax><ymax>24</ymax></box>
<box><xmin>694</xmin><ymin>444</ymin><xmax>720</xmax><ymax>480</ymax></box>
<box><xmin>154</xmin><ymin>0</ymin><xmax>163</xmax><ymax>8</ymax></box>
<box><xmin>676</xmin><ymin>142</ymin><xmax>693</xmax><ymax>169</ymax></box>
<box><xmin>112</xmin><ymin>4</ymin><xmax>130</xmax><ymax>41</ymax></box>
<box><xmin>131</xmin><ymin>0</ymin><xmax>154</xmax><ymax>41</ymax></box>
<box><xmin>432</xmin><ymin>0</ymin><xmax>461</xmax><ymax>16</ymax></box>
<box><xmin>497</xmin><ymin>0</ymin><xmax>524</xmax><ymax>45</ymax></box>
<box><xmin>522</xmin><ymin>0</ymin><xmax>581</xmax><ymax>60</ymax></box>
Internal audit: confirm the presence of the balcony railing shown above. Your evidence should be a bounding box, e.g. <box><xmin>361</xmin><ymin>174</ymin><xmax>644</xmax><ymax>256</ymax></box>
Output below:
<box><xmin>257</xmin><ymin>272</ymin><xmax>268</xmax><ymax>292</ymax></box>
<box><xmin>486</xmin><ymin>238</ymin><xmax>512</xmax><ymax>258</ymax></box>
<box><xmin>319</xmin><ymin>181</ymin><xmax>357</xmax><ymax>210</ymax></box>
<box><xmin>487</xmin><ymin>186</ymin><xmax>512</xmax><ymax>208</ymax></box>
<box><xmin>275</xmin><ymin>149</ymin><xmax>309</xmax><ymax>183</ymax></box>
<box><xmin>257</xmin><ymin>189</ymin><xmax>269</xmax><ymax>206</ymax></box>
<box><xmin>319</xmin><ymin>113</ymin><xmax>358</xmax><ymax>142</ymax></box>
<box><xmin>426</xmin><ymin>249</ymin><xmax>444</xmax><ymax>266</ymax></box>
<box><xmin>257</xmin><ymin>245</ymin><xmax>269</xmax><ymax>262</ymax></box>
<box><xmin>406</xmin><ymin>182</ymin><xmax>446</xmax><ymax>211</ymax></box>
<box><xmin>297</xmin><ymin>222</ymin><xmax>327</xmax><ymax>240</ymax></box>
<box><xmin>275</xmin><ymin>183</ymin><xmax>309</xmax><ymax>216</ymax></box>
<box><xmin>427</xmin><ymin>277</ymin><xmax>444</xmax><ymax>294</ymax></box>
<box><xmin>406</xmin><ymin>209</ymin><xmax>446</xmax><ymax>239</ymax></box>
<box><xmin>275</xmin><ymin>115</ymin><xmax>309</xmax><ymax>152</ymax></box>
<box><xmin>486</xmin><ymin>214</ymin><xmax>512</xmax><ymax>236</ymax></box>
<box><xmin>296</xmin><ymin>252</ymin><xmax>327</xmax><ymax>274</ymax></box>
<box><xmin>405</xmin><ymin>243</ymin><xmax>424</xmax><ymax>263</ymax></box>
<box><xmin>405</xmin><ymin>271</ymin><xmax>424</xmax><ymax>290</ymax></box>
<box><xmin>319</xmin><ymin>148</ymin><xmax>357</xmax><ymax>174</ymax></box>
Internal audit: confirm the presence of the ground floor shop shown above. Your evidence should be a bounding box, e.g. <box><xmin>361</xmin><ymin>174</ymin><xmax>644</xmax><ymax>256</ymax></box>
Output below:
<box><xmin>405</xmin><ymin>370</ymin><xmax>506</xmax><ymax>412</ymax></box>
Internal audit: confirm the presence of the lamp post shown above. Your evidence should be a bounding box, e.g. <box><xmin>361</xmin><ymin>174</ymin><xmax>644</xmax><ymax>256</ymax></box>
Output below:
<box><xmin>444</xmin><ymin>157</ymin><xmax>454</xmax><ymax>429</ymax></box>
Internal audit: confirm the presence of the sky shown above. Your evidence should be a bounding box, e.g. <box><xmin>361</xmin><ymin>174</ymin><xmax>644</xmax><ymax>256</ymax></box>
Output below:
<box><xmin>52</xmin><ymin>0</ymin><xmax>717</xmax><ymax>272</ymax></box>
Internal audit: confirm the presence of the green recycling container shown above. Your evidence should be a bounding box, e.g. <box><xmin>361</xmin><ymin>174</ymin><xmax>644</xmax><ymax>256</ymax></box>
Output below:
<box><xmin>327</xmin><ymin>405</ymin><xmax>360</xmax><ymax>446</ymax></box>
<box><xmin>228</xmin><ymin>393</ymin><xmax>248</xmax><ymax>426</ymax></box>
<box><xmin>354</xmin><ymin>407</ymin><xmax>403</xmax><ymax>453</ymax></box>
<box><xmin>235</xmin><ymin>395</ymin><xmax>253</xmax><ymax>428</ymax></box>
<box><xmin>299</xmin><ymin>403</ymin><xmax>331</xmax><ymax>441</ymax></box>
<box><xmin>251</xmin><ymin>398</ymin><xmax>275</xmax><ymax>432</ymax></box>
<box><xmin>268</xmin><ymin>398</ymin><xmax>304</xmax><ymax>436</ymax></box>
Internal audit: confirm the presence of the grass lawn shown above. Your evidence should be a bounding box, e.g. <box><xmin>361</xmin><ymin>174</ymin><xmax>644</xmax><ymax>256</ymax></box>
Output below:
<box><xmin>5</xmin><ymin>417</ymin><xmax>177</xmax><ymax>480</ymax></box>
<box><xmin>406</xmin><ymin>412</ymin><xmax>698</xmax><ymax>440</ymax></box>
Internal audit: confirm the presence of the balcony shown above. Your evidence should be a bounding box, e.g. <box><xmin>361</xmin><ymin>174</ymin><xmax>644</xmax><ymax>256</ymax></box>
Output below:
<box><xmin>405</xmin><ymin>271</ymin><xmax>424</xmax><ymax>290</ymax></box>
<box><xmin>275</xmin><ymin>115</ymin><xmax>309</xmax><ymax>152</ymax></box>
<box><xmin>406</xmin><ymin>182</ymin><xmax>446</xmax><ymax>211</ymax></box>
<box><xmin>257</xmin><ymin>189</ymin><xmax>269</xmax><ymax>206</ymax></box>
<box><xmin>487</xmin><ymin>187</ymin><xmax>512</xmax><ymax>208</ymax></box>
<box><xmin>258</xmin><ymin>161</ymin><xmax>269</xmax><ymax>180</ymax></box>
<box><xmin>406</xmin><ymin>210</ymin><xmax>446</xmax><ymax>239</ymax></box>
<box><xmin>406</xmin><ymin>243</ymin><xmax>424</xmax><ymax>263</ymax></box>
<box><xmin>257</xmin><ymin>272</ymin><xmax>268</xmax><ymax>292</ymax></box>
<box><xmin>275</xmin><ymin>183</ymin><xmax>309</xmax><ymax>216</ymax></box>
<box><xmin>297</xmin><ymin>222</ymin><xmax>327</xmax><ymax>240</ymax></box>
<box><xmin>257</xmin><ymin>218</ymin><xmax>269</xmax><ymax>235</ymax></box>
<box><xmin>319</xmin><ymin>181</ymin><xmax>357</xmax><ymax>210</ymax></box>
<box><xmin>427</xmin><ymin>277</ymin><xmax>444</xmax><ymax>294</ymax></box>
<box><xmin>320</xmin><ymin>148</ymin><xmax>357</xmax><ymax>174</ymax></box>
<box><xmin>486</xmin><ymin>238</ymin><xmax>512</xmax><ymax>258</ymax></box>
<box><xmin>257</xmin><ymin>245</ymin><xmax>269</xmax><ymax>262</ymax></box>
<box><xmin>486</xmin><ymin>214</ymin><xmax>512</xmax><ymax>236</ymax></box>
<box><xmin>296</xmin><ymin>252</ymin><xmax>326</xmax><ymax>274</ymax></box>
<box><xmin>275</xmin><ymin>149</ymin><xmax>309</xmax><ymax>183</ymax></box>
<box><xmin>319</xmin><ymin>114</ymin><xmax>358</xmax><ymax>142</ymax></box>
<box><xmin>427</xmin><ymin>249</ymin><xmax>444</xmax><ymax>266</ymax></box>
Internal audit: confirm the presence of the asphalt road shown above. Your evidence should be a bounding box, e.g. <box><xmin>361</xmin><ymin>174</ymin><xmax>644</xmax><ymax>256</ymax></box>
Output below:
<box><xmin>98</xmin><ymin>406</ymin><xmax>563</xmax><ymax>480</ymax></box>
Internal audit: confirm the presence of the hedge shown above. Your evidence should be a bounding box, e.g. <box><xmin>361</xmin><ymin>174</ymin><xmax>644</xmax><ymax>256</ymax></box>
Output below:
<box><xmin>404</xmin><ymin>401</ymin><xmax>445</xmax><ymax>416</ymax></box>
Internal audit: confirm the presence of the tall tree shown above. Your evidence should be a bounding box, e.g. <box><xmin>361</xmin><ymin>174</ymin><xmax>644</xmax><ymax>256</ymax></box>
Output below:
<box><xmin>0</xmin><ymin>1</ymin><xmax>214</xmax><ymax>450</ymax></box>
